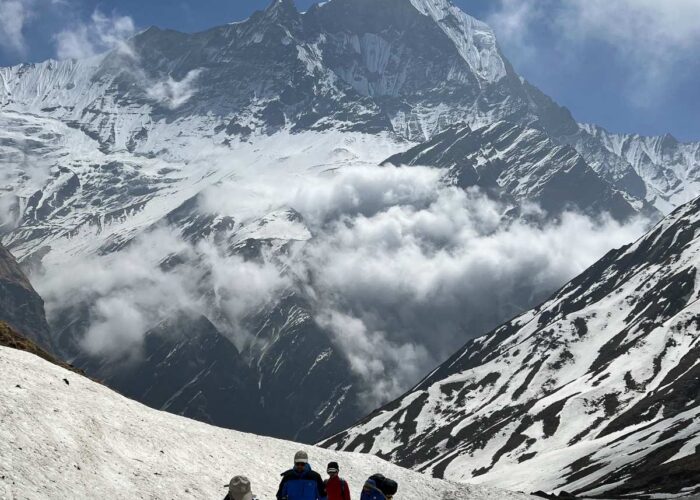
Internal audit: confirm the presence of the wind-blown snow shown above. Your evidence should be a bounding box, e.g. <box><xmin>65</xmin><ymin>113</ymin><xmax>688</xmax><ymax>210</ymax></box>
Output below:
<box><xmin>0</xmin><ymin>346</ymin><xmax>530</xmax><ymax>500</ymax></box>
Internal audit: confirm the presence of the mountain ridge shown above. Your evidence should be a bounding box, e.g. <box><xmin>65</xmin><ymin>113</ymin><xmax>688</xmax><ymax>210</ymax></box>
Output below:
<box><xmin>320</xmin><ymin>193</ymin><xmax>700</xmax><ymax>498</ymax></box>
<box><xmin>0</xmin><ymin>344</ymin><xmax>532</xmax><ymax>500</ymax></box>
<box><xmin>0</xmin><ymin>0</ymin><xmax>697</xmax><ymax>447</ymax></box>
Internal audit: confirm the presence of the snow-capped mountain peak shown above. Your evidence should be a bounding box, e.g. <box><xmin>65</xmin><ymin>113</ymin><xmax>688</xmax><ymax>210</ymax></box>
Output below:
<box><xmin>262</xmin><ymin>0</ymin><xmax>302</xmax><ymax>24</ymax></box>
<box><xmin>407</xmin><ymin>0</ymin><xmax>507</xmax><ymax>82</ymax></box>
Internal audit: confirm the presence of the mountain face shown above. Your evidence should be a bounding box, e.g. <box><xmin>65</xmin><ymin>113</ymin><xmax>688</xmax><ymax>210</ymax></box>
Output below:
<box><xmin>0</xmin><ymin>102</ymin><xmax>381</xmax><ymax>442</ymax></box>
<box><xmin>321</xmin><ymin>195</ymin><xmax>700</xmax><ymax>499</ymax></box>
<box><xmin>581</xmin><ymin>124</ymin><xmax>700</xmax><ymax>214</ymax></box>
<box><xmin>383</xmin><ymin>121</ymin><xmax>645</xmax><ymax>221</ymax></box>
<box><xmin>74</xmin><ymin>315</ymin><xmax>265</xmax><ymax>434</ymax></box>
<box><xmin>0</xmin><ymin>0</ymin><xmax>565</xmax><ymax>144</ymax></box>
<box><xmin>0</xmin><ymin>244</ymin><xmax>52</xmax><ymax>349</ymax></box>
<box><xmin>0</xmin><ymin>0</ymin><xmax>698</xmax><ymax>447</ymax></box>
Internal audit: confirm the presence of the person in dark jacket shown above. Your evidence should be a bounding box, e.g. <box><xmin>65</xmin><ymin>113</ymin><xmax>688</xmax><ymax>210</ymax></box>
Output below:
<box><xmin>224</xmin><ymin>475</ymin><xmax>258</xmax><ymax>500</ymax></box>
<box><xmin>359</xmin><ymin>479</ymin><xmax>386</xmax><ymax>500</ymax></box>
<box><xmin>324</xmin><ymin>461</ymin><xmax>351</xmax><ymax>500</ymax></box>
<box><xmin>277</xmin><ymin>450</ymin><xmax>328</xmax><ymax>500</ymax></box>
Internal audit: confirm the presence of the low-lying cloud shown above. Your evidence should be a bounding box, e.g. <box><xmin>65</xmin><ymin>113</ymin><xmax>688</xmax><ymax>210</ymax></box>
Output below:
<box><xmin>32</xmin><ymin>162</ymin><xmax>648</xmax><ymax>405</ymax></box>
<box><xmin>0</xmin><ymin>133</ymin><xmax>53</xmax><ymax>231</ymax></box>
<box><xmin>38</xmin><ymin>227</ymin><xmax>290</xmax><ymax>359</ymax></box>
<box><xmin>278</xmin><ymin>171</ymin><xmax>647</xmax><ymax>403</ymax></box>
<box><xmin>146</xmin><ymin>69</ymin><xmax>204</xmax><ymax>110</ymax></box>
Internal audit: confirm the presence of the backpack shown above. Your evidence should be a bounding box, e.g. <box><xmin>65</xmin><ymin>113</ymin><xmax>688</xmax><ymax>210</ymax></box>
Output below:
<box><xmin>369</xmin><ymin>474</ymin><xmax>398</xmax><ymax>496</ymax></box>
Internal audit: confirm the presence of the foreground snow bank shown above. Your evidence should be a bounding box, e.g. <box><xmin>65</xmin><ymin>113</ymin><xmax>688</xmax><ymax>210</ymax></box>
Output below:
<box><xmin>0</xmin><ymin>347</ymin><xmax>530</xmax><ymax>499</ymax></box>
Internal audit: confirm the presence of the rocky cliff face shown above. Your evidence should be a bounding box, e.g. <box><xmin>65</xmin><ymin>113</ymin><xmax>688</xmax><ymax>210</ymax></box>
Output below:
<box><xmin>0</xmin><ymin>244</ymin><xmax>52</xmax><ymax>350</ymax></box>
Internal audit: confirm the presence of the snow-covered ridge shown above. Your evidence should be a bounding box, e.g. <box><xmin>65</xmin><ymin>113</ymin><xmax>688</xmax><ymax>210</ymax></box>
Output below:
<box><xmin>408</xmin><ymin>0</ymin><xmax>506</xmax><ymax>83</ymax></box>
<box><xmin>383</xmin><ymin>121</ymin><xmax>643</xmax><ymax>220</ymax></box>
<box><xmin>0</xmin><ymin>346</ymin><xmax>530</xmax><ymax>499</ymax></box>
<box><xmin>322</xmin><ymin>195</ymin><xmax>700</xmax><ymax>498</ymax></box>
<box><xmin>580</xmin><ymin>123</ymin><xmax>700</xmax><ymax>213</ymax></box>
<box><xmin>0</xmin><ymin>56</ymin><xmax>106</xmax><ymax>113</ymax></box>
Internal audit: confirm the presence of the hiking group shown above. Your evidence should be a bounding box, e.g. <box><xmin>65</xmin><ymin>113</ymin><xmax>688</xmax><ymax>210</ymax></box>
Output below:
<box><xmin>224</xmin><ymin>450</ymin><xmax>398</xmax><ymax>500</ymax></box>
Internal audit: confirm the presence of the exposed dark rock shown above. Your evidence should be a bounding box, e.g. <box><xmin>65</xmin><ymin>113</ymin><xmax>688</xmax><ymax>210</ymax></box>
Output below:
<box><xmin>0</xmin><ymin>244</ymin><xmax>52</xmax><ymax>350</ymax></box>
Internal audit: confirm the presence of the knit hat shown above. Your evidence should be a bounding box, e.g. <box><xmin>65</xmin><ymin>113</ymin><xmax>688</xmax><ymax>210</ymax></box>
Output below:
<box><xmin>327</xmin><ymin>461</ymin><xmax>339</xmax><ymax>473</ymax></box>
<box><xmin>294</xmin><ymin>450</ymin><xmax>309</xmax><ymax>464</ymax></box>
<box><xmin>228</xmin><ymin>476</ymin><xmax>254</xmax><ymax>500</ymax></box>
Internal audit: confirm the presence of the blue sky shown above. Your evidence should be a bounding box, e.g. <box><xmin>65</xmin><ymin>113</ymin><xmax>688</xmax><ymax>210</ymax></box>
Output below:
<box><xmin>1</xmin><ymin>0</ymin><xmax>698</xmax><ymax>141</ymax></box>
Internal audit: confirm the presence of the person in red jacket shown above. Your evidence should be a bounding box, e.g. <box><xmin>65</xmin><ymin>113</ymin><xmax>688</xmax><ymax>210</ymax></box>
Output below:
<box><xmin>324</xmin><ymin>462</ymin><xmax>351</xmax><ymax>500</ymax></box>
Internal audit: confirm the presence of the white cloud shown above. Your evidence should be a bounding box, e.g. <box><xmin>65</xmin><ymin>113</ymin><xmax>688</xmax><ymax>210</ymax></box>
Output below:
<box><xmin>290</xmin><ymin>179</ymin><xmax>646</xmax><ymax>402</ymax></box>
<box><xmin>561</xmin><ymin>0</ymin><xmax>700</xmax><ymax>104</ymax></box>
<box><xmin>34</xmin><ymin>161</ymin><xmax>649</xmax><ymax>404</ymax></box>
<box><xmin>0</xmin><ymin>134</ymin><xmax>53</xmax><ymax>230</ymax></box>
<box><xmin>202</xmin><ymin>164</ymin><xmax>648</xmax><ymax>404</ymax></box>
<box><xmin>146</xmin><ymin>69</ymin><xmax>204</xmax><ymax>110</ymax></box>
<box><xmin>54</xmin><ymin>9</ymin><xmax>135</xmax><ymax>60</ymax></box>
<box><xmin>317</xmin><ymin>310</ymin><xmax>430</xmax><ymax>406</ymax></box>
<box><xmin>39</xmin><ymin>228</ymin><xmax>202</xmax><ymax>359</ymax></box>
<box><xmin>37</xmin><ymin>224</ymin><xmax>291</xmax><ymax>360</ymax></box>
<box><xmin>0</xmin><ymin>0</ymin><xmax>32</xmax><ymax>55</ymax></box>
<box><xmin>488</xmin><ymin>0</ymin><xmax>700</xmax><ymax>104</ymax></box>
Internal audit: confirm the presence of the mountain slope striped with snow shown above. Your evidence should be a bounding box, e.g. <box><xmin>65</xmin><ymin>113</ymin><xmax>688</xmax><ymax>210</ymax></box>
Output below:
<box><xmin>1</xmin><ymin>0</ymin><xmax>699</xmax><ymax>447</ymax></box>
<box><xmin>322</xmin><ymin>195</ymin><xmax>700</xmax><ymax>498</ymax></box>
<box><xmin>0</xmin><ymin>345</ymin><xmax>531</xmax><ymax>500</ymax></box>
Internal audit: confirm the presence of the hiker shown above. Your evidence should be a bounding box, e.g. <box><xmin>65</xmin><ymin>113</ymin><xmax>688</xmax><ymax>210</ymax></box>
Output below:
<box><xmin>276</xmin><ymin>450</ymin><xmax>328</xmax><ymax>500</ymax></box>
<box><xmin>325</xmin><ymin>461</ymin><xmax>351</xmax><ymax>500</ymax></box>
<box><xmin>360</xmin><ymin>479</ymin><xmax>385</xmax><ymax>500</ymax></box>
<box><xmin>224</xmin><ymin>475</ymin><xmax>258</xmax><ymax>500</ymax></box>
<box><xmin>360</xmin><ymin>475</ymin><xmax>397</xmax><ymax>500</ymax></box>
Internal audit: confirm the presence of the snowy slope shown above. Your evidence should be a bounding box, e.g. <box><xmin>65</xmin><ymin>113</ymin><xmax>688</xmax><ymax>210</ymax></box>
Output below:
<box><xmin>384</xmin><ymin>121</ymin><xmax>645</xmax><ymax>220</ymax></box>
<box><xmin>581</xmin><ymin>124</ymin><xmax>700</xmax><ymax>213</ymax></box>
<box><xmin>0</xmin><ymin>117</ymin><xmax>405</xmax><ymax>442</ymax></box>
<box><xmin>322</xmin><ymin>195</ymin><xmax>700</xmax><ymax>499</ymax></box>
<box><xmin>0</xmin><ymin>346</ymin><xmax>531</xmax><ymax>500</ymax></box>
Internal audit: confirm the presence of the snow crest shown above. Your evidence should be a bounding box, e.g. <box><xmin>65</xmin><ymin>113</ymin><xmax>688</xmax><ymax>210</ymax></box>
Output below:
<box><xmin>0</xmin><ymin>346</ymin><xmax>531</xmax><ymax>499</ymax></box>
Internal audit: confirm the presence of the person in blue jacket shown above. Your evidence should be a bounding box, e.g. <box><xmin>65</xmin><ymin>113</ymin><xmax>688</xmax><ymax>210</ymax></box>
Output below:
<box><xmin>359</xmin><ymin>479</ymin><xmax>386</xmax><ymax>500</ymax></box>
<box><xmin>276</xmin><ymin>450</ymin><xmax>328</xmax><ymax>500</ymax></box>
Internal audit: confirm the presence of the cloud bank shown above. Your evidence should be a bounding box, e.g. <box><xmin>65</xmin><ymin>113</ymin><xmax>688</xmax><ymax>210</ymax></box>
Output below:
<box><xmin>281</xmin><ymin>170</ymin><xmax>647</xmax><ymax>402</ymax></box>
<box><xmin>34</xmin><ymin>162</ymin><xmax>648</xmax><ymax>405</ymax></box>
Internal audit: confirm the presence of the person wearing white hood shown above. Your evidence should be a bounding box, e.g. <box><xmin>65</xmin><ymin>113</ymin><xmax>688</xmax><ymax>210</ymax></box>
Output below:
<box><xmin>224</xmin><ymin>475</ymin><xmax>258</xmax><ymax>500</ymax></box>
